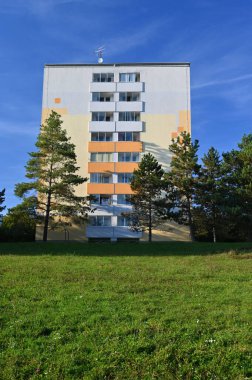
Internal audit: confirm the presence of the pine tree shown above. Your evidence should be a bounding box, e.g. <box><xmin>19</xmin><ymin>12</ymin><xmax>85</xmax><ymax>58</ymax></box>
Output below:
<box><xmin>0</xmin><ymin>188</ymin><xmax>5</xmax><ymax>214</ymax></box>
<box><xmin>15</xmin><ymin>111</ymin><xmax>89</xmax><ymax>241</ymax></box>
<box><xmin>222</xmin><ymin>134</ymin><xmax>252</xmax><ymax>241</ymax></box>
<box><xmin>165</xmin><ymin>132</ymin><xmax>200</xmax><ymax>241</ymax></box>
<box><xmin>129</xmin><ymin>153</ymin><xmax>164</xmax><ymax>242</ymax></box>
<box><xmin>195</xmin><ymin>147</ymin><xmax>224</xmax><ymax>242</ymax></box>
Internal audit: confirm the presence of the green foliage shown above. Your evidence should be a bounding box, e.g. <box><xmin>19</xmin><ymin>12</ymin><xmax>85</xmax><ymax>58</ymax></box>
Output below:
<box><xmin>0</xmin><ymin>188</ymin><xmax>5</xmax><ymax>214</ymax></box>
<box><xmin>15</xmin><ymin>111</ymin><xmax>89</xmax><ymax>241</ymax></box>
<box><xmin>0</xmin><ymin>243</ymin><xmax>251</xmax><ymax>379</ymax></box>
<box><xmin>129</xmin><ymin>153</ymin><xmax>165</xmax><ymax>241</ymax></box>
<box><xmin>221</xmin><ymin>134</ymin><xmax>252</xmax><ymax>241</ymax></box>
<box><xmin>0</xmin><ymin>197</ymin><xmax>37</xmax><ymax>242</ymax></box>
<box><xmin>194</xmin><ymin>147</ymin><xmax>224</xmax><ymax>242</ymax></box>
<box><xmin>165</xmin><ymin>132</ymin><xmax>200</xmax><ymax>240</ymax></box>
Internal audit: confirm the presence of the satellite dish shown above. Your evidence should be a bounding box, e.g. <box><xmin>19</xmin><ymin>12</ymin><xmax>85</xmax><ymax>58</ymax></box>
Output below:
<box><xmin>95</xmin><ymin>46</ymin><xmax>105</xmax><ymax>64</ymax></box>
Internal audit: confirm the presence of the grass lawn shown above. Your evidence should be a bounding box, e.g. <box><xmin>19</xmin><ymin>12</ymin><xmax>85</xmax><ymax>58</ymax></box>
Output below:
<box><xmin>0</xmin><ymin>242</ymin><xmax>251</xmax><ymax>379</ymax></box>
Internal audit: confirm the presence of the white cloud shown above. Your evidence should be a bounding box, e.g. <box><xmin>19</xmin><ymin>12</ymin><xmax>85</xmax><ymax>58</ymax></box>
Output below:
<box><xmin>192</xmin><ymin>73</ymin><xmax>252</xmax><ymax>90</ymax></box>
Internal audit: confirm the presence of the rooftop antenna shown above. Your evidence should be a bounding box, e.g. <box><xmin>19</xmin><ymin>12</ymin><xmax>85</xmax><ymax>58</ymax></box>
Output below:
<box><xmin>95</xmin><ymin>46</ymin><xmax>105</xmax><ymax>64</ymax></box>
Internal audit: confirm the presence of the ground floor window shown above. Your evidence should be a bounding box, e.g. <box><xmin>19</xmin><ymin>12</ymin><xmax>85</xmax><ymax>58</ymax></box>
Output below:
<box><xmin>89</xmin><ymin>216</ymin><xmax>111</xmax><ymax>226</ymax></box>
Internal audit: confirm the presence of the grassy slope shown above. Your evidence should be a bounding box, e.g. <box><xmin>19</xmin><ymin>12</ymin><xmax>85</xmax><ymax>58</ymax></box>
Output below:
<box><xmin>0</xmin><ymin>243</ymin><xmax>251</xmax><ymax>379</ymax></box>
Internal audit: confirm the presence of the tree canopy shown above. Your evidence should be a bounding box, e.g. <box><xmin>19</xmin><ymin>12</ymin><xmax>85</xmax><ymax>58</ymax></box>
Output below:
<box><xmin>15</xmin><ymin>111</ymin><xmax>89</xmax><ymax>241</ymax></box>
<box><xmin>129</xmin><ymin>153</ymin><xmax>164</xmax><ymax>242</ymax></box>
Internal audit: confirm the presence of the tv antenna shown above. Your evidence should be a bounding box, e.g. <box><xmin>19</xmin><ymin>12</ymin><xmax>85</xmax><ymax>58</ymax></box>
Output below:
<box><xmin>95</xmin><ymin>46</ymin><xmax>105</xmax><ymax>64</ymax></box>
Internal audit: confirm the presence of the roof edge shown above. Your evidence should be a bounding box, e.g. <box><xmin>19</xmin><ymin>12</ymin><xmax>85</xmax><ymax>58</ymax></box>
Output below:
<box><xmin>44</xmin><ymin>62</ymin><xmax>191</xmax><ymax>68</ymax></box>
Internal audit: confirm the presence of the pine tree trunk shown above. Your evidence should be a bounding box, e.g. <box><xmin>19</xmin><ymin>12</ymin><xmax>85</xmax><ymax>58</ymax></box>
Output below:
<box><xmin>212</xmin><ymin>226</ymin><xmax>216</xmax><ymax>243</ymax></box>
<box><xmin>188</xmin><ymin>198</ymin><xmax>195</xmax><ymax>241</ymax></box>
<box><xmin>43</xmin><ymin>166</ymin><xmax>53</xmax><ymax>242</ymax></box>
<box><xmin>148</xmin><ymin>203</ymin><xmax>152</xmax><ymax>242</ymax></box>
<box><xmin>43</xmin><ymin>191</ymin><xmax>51</xmax><ymax>242</ymax></box>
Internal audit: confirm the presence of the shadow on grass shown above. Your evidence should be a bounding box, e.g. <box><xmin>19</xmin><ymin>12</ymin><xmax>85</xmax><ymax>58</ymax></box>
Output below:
<box><xmin>0</xmin><ymin>242</ymin><xmax>252</xmax><ymax>256</ymax></box>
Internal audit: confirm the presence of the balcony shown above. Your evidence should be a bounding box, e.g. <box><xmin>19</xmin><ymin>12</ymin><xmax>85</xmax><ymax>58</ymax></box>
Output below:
<box><xmin>87</xmin><ymin>183</ymin><xmax>115</xmax><ymax>194</ymax></box>
<box><xmin>88</xmin><ymin>162</ymin><xmax>115</xmax><ymax>173</ymax></box>
<box><xmin>90</xmin><ymin>82</ymin><xmax>116</xmax><ymax>92</ymax></box>
<box><xmin>86</xmin><ymin>226</ymin><xmax>114</xmax><ymax>238</ymax></box>
<box><xmin>116</xmin><ymin>121</ymin><xmax>143</xmax><ymax>132</ymax></box>
<box><xmin>89</xmin><ymin>121</ymin><xmax>116</xmax><ymax>132</ymax></box>
<box><xmin>114</xmin><ymin>183</ymin><xmax>134</xmax><ymax>194</ymax></box>
<box><xmin>86</xmin><ymin>226</ymin><xmax>142</xmax><ymax>238</ymax></box>
<box><xmin>116</xmin><ymin>102</ymin><xmax>143</xmax><ymax>112</ymax></box>
<box><xmin>88</xmin><ymin>142</ymin><xmax>115</xmax><ymax>152</ymax></box>
<box><xmin>117</xmin><ymin>82</ymin><xmax>143</xmax><ymax>92</ymax></box>
<box><xmin>116</xmin><ymin>142</ymin><xmax>142</xmax><ymax>153</ymax></box>
<box><xmin>90</xmin><ymin>102</ymin><xmax>116</xmax><ymax>112</ymax></box>
<box><xmin>115</xmin><ymin>162</ymin><xmax>139</xmax><ymax>173</ymax></box>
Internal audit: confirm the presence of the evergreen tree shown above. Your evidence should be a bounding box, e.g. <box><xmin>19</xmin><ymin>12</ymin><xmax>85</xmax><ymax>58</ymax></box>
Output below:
<box><xmin>195</xmin><ymin>147</ymin><xmax>224</xmax><ymax>242</ymax></box>
<box><xmin>15</xmin><ymin>111</ymin><xmax>89</xmax><ymax>241</ymax></box>
<box><xmin>1</xmin><ymin>197</ymin><xmax>37</xmax><ymax>242</ymax></box>
<box><xmin>222</xmin><ymin>134</ymin><xmax>252</xmax><ymax>241</ymax></box>
<box><xmin>165</xmin><ymin>132</ymin><xmax>200</xmax><ymax>241</ymax></box>
<box><xmin>129</xmin><ymin>153</ymin><xmax>164</xmax><ymax>242</ymax></box>
<box><xmin>0</xmin><ymin>188</ymin><xmax>5</xmax><ymax>215</ymax></box>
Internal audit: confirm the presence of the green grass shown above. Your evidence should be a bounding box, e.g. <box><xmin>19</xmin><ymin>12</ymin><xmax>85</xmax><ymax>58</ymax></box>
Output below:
<box><xmin>0</xmin><ymin>242</ymin><xmax>252</xmax><ymax>379</ymax></box>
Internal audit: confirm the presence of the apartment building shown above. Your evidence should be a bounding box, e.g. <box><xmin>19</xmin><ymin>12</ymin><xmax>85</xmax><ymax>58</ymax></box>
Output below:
<box><xmin>37</xmin><ymin>62</ymin><xmax>191</xmax><ymax>241</ymax></box>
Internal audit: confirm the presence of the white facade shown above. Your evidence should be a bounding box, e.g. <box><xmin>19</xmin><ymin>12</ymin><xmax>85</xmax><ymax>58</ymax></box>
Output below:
<box><xmin>40</xmin><ymin>63</ymin><xmax>191</xmax><ymax>241</ymax></box>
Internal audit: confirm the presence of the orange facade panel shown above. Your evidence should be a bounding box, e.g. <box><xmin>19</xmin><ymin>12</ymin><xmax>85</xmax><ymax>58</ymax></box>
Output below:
<box><xmin>115</xmin><ymin>162</ymin><xmax>139</xmax><ymax>173</ymax></box>
<box><xmin>87</xmin><ymin>183</ymin><xmax>114</xmax><ymax>194</ymax></box>
<box><xmin>88</xmin><ymin>142</ymin><xmax>115</xmax><ymax>152</ymax></box>
<box><xmin>115</xmin><ymin>183</ymin><xmax>134</xmax><ymax>194</ymax></box>
<box><xmin>171</xmin><ymin>132</ymin><xmax>178</xmax><ymax>139</ymax></box>
<box><xmin>88</xmin><ymin>162</ymin><xmax>115</xmax><ymax>173</ymax></box>
<box><xmin>115</xmin><ymin>142</ymin><xmax>143</xmax><ymax>152</ymax></box>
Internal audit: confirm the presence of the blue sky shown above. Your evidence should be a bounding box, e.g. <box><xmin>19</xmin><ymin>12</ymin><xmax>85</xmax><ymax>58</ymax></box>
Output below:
<box><xmin>1</xmin><ymin>0</ymin><xmax>252</xmax><ymax>211</ymax></box>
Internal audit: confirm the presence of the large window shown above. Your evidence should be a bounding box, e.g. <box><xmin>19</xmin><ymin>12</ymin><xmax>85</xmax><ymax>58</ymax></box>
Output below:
<box><xmin>92</xmin><ymin>112</ymin><xmax>113</xmax><ymax>122</ymax></box>
<box><xmin>93</xmin><ymin>73</ymin><xmax>114</xmax><ymax>82</ymax></box>
<box><xmin>90</xmin><ymin>173</ymin><xmax>112</xmax><ymax>183</ymax></box>
<box><xmin>118</xmin><ymin>132</ymin><xmax>140</xmax><ymax>141</ymax></box>
<box><xmin>118</xmin><ymin>152</ymin><xmax>140</xmax><ymax>162</ymax></box>
<box><xmin>117</xmin><ymin>216</ymin><xmax>130</xmax><ymax>226</ymax></box>
<box><xmin>90</xmin><ymin>152</ymin><xmax>113</xmax><ymax>162</ymax></box>
<box><xmin>118</xmin><ymin>112</ymin><xmax>140</xmax><ymax>122</ymax></box>
<box><xmin>119</xmin><ymin>73</ymin><xmax>140</xmax><ymax>82</ymax></box>
<box><xmin>90</xmin><ymin>215</ymin><xmax>112</xmax><ymax>226</ymax></box>
<box><xmin>119</xmin><ymin>92</ymin><xmax>140</xmax><ymax>101</ymax></box>
<box><xmin>90</xmin><ymin>194</ymin><xmax>112</xmax><ymax>205</ymax></box>
<box><xmin>118</xmin><ymin>173</ymin><xmax>133</xmax><ymax>183</ymax></box>
<box><xmin>91</xmin><ymin>132</ymin><xmax>113</xmax><ymax>141</ymax></box>
<box><xmin>117</xmin><ymin>194</ymin><xmax>132</xmax><ymax>205</ymax></box>
<box><xmin>92</xmin><ymin>92</ymin><xmax>114</xmax><ymax>102</ymax></box>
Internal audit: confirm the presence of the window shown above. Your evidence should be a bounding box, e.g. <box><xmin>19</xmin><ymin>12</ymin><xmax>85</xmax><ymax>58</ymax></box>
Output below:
<box><xmin>118</xmin><ymin>112</ymin><xmax>140</xmax><ymax>122</ymax></box>
<box><xmin>92</xmin><ymin>112</ymin><xmax>113</xmax><ymax>122</ymax></box>
<box><xmin>92</xmin><ymin>92</ymin><xmax>113</xmax><ymax>102</ymax></box>
<box><xmin>91</xmin><ymin>132</ymin><xmax>113</xmax><ymax>141</ymax></box>
<box><xmin>93</xmin><ymin>73</ymin><xmax>114</xmax><ymax>82</ymax></box>
<box><xmin>90</xmin><ymin>216</ymin><xmax>112</xmax><ymax>226</ymax></box>
<box><xmin>90</xmin><ymin>152</ymin><xmax>113</xmax><ymax>162</ymax></box>
<box><xmin>90</xmin><ymin>173</ymin><xmax>112</xmax><ymax>183</ymax></box>
<box><xmin>118</xmin><ymin>132</ymin><xmax>140</xmax><ymax>141</ymax></box>
<box><xmin>90</xmin><ymin>195</ymin><xmax>112</xmax><ymax>205</ymax></box>
<box><xmin>117</xmin><ymin>195</ymin><xmax>132</xmax><ymax>205</ymax></box>
<box><xmin>119</xmin><ymin>73</ymin><xmax>140</xmax><ymax>82</ymax></box>
<box><xmin>118</xmin><ymin>152</ymin><xmax>140</xmax><ymax>162</ymax></box>
<box><xmin>118</xmin><ymin>173</ymin><xmax>133</xmax><ymax>183</ymax></box>
<box><xmin>119</xmin><ymin>92</ymin><xmax>140</xmax><ymax>101</ymax></box>
<box><xmin>117</xmin><ymin>216</ymin><xmax>130</xmax><ymax>226</ymax></box>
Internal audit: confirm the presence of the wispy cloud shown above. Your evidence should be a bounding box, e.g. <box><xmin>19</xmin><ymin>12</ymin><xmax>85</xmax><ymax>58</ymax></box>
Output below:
<box><xmin>192</xmin><ymin>73</ymin><xmax>252</xmax><ymax>90</ymax></box>
<box><xmin>0</xmin><ymin>0</ymin><xmax>125</xmax><ymax>15</ymax></box>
